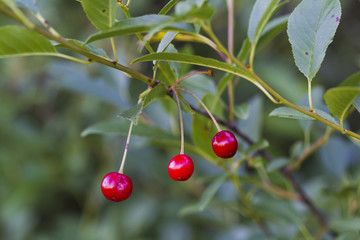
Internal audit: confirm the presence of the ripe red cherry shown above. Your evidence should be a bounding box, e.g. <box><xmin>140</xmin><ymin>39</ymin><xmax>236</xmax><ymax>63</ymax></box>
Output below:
<box><xmin>212</xmin><ymin>130</ymin><xmax>238</xmax><ymax>158</ymax></box>
<box><xmin>101</xmin><ymin>172</ymin><xmax>133</xmax><ymax>202</ymax></box>
<box><xmin>168</xmin><ymin>154</ymin><xmax>194</xmax><ymax>181</ymax></box>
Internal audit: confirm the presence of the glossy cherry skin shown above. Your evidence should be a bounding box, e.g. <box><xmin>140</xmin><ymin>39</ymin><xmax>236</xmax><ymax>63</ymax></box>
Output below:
<box><xmin>101</xmin><ymin>172</ymin><xmax>133</xmax><ymax>202</ymax></box>
<box><xmin>168</xmin><ymin>154</ymin><xmax>194</xmax><ymax>181</ymax></box>
<box><xmin>212</xmin><ymin>130</ymin><xmax>238</xmax><ymax>158</ymax></box>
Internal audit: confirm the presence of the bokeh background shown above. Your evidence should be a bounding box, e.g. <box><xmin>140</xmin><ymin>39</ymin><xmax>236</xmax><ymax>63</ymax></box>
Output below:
<box><xmin>1</xmin><ymin>0</ymin><xmax>360</xmax><ymax>239</ymax></box>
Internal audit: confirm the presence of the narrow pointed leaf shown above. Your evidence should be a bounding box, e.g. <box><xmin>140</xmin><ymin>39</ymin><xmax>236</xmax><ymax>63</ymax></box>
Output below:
<box><xmin>197</xmin><ymin>174</ymin><xmax>227</xmax><ymax>211</ymax></box>
<box><xmin>287</xmin><ymin>0</ymin><xmax>341</xmax><ymax>80</ymax></box>
<box><xmin>86</xmin><ymin>15</ymin><xmax>194</xmax><ymax>43</ymax></box>
<box><xmin>0</xmin><ymin>26</ymin><xmax>57</xmax><ymax>58</ymax></box>
<box><xmin>179</xmin><ymin>174</ymin><xmax>227</xmax><ymax>215</ymax></box>
<box><xmin>79</xmin><ymin>0</ymin><xmax>117</xmax><ymax>30</ymax></box>
<box><xmin>143</xmin><ymin>83</ymin><xmax>167</xmax><ymax>107</ymax></box>
<box><xmin>132</xmin><ymin>52</ymin><xmax>254</xmax><ymax>81</ymax></box>
<box><xmin>270</xmin><ymin>106</ymin><xmax>338</xmax><ymax>125</ymax></box>
<box><xmin>16</xmin><ymin>0</ymin><xmax>37</xmax><ymax>13</ymax></box>
<box><xmin>117</xmin><ymin>103</ymin><xmax>144</xmax><ymax>124</ymax></box>
<box><xmin>159</xmin><ymin>0</ymin><xmax>180</xmax><ymax>15</ymax></box>
<box><xmin>248</xmin><ymin>0</ymin><xmax>281</xmax><ymax>44</ymax></box>
<box><xmin>81</xmin><ymin>120</ymin><xmax>177</xmax><ymax>140</ymax></box>
<box><xmin>330</xmin><ymin>218</ymin><xmax>360</xmax><ymax>232</ymax></box>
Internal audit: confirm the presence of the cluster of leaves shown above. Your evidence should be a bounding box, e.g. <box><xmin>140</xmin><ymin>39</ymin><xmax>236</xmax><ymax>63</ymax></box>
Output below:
<box><xmin>0</xmin><ymin>0</ymin><xmax>360</xmax><ymax>239</ymax></box>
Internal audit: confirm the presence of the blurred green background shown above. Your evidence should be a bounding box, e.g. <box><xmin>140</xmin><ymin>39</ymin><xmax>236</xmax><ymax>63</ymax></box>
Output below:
<box><xmin>1</xmin><ymin>0</ymin><xmax>360</xmax><ymax>239</ymax></box>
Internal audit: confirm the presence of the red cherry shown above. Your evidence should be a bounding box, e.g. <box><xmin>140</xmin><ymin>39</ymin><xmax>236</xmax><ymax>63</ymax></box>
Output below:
<box><xmin>101</xmin><ymin>172</ymin><xmax>133</xmax><ymax>202</ymax></box>
<box><xmin>212</xmin><ymin>130</ymin><xmax>238</xmax><ymax>158</ymax></box>
<box><xmin>168</xmin><ymin>154</ymin><xmax>194</xmax><ymax>181</ymax></box>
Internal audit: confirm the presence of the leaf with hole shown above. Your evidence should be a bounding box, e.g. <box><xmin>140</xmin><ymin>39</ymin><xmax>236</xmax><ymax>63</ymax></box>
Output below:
<box><xmin>287</xmin><ymin>0</ymin><xmax>341</xmax><ymax>80</ymax></box>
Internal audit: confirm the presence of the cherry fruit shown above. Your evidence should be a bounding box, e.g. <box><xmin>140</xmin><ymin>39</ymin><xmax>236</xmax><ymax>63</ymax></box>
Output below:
<box><xmin>101</xmin><ymin>172</ymin><xmax>133</xmax><ymax>202</ymax></box>
<box><xmin>212</xmin><ymin>130</ymin><xmax>238</xmax><ymax>158</ymax></box>
<box><xmin>168</xmin><ymin>154</ymin><xmax>194</xmax><ymax>181</ymax></box>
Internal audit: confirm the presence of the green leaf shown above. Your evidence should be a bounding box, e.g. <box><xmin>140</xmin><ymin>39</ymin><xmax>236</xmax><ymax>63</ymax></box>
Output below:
<box><xmin>143</xmin><ymin>4</ymin><xmax>214</xmax><ymax>46</ymax></box>
<box><xmin>266</xmin><ymin>158</ymin><xmax>289</xmax><ymax>172</ymax></box>
<box><xmin>270</xmin><ymin>107</ymin><xmax>314</xmax><ymax>121</ymax></box>
<box><xmin>86</xmin><ymin>15</ymin><xmax>194</xmax><ymax>43</ymax></box>
<box><xmin>117</xmin><ymin>103</ymin><xmax>144</xmax><ymax>124</ymax></box>
<box><xmin>159</xmin><ymin>0</ymin><xmax>180</xmax><ymax>15</ymax></box>
<box><xmin>269</xmin><ymin>106</ymin><xmax>338</xmax><ymax>125</ymax></box>
<box><xmin>335</xmin><ymin>232</ymin><xmax>360</xmax><ymax>240</ymax></box>
<box><xmin>197</xmin><ymin>174</ymin><xmax>227</xmax><ymax>211</ymax></box>
<box><xmin>287</xmin><ymin>0</ymin><xmax>341</xmax><ymax>80</ymax></box>
<box><xmin>56</xmin><ymin>39</ymin><xmax>110</xmax><ymax>59</ymax></box>
<box><xmin>132</xmin><ymin>52</ymin><xmax>254</xmax><ymax>82</ymax></box>
<box><xmin>0</xmin><ymin>26</ymin><xmax>57</xmax><ymax>58</ymax></box>
<box><xmin>180</xmin><ymin>174</ymin><xmax>227</xmax><ymax>215</ymax></box>
<box><xmin>79</xmin><ymin>0</ymin><xmax>117</xmax><ymax>30</ymax></box>
<box><xmin>330</xmin><ymin>218</ymin><xmax>360</xmax><ymax>232</ymax></box>
<box><xmin>16</xmin><ymin>0</ymin><xmax>37</xmax><ymax>13</ymax></box>
<box><xmin>178</xmin><ymin>94</ymin><xmax>194</xmax><ymax>115</ymax></box>
<box><xmin>143</xmin><ymin>83</ymin><xmax>168</xmax><ymax>108</ymax></box>
<box><xmin>216</xmin><ymin>73</ymin><xmax>234</xmax><ymax>96</ymax></box>
<box><xmin>248</xmin><ymin>0</ymin><xmax>281</xmax><ymax>44</ymax></box>
<box><xmin>324</xmin><ymin>86</ymin><xmax>360</xmax><ymax>129</ymax></box>
<box><xmin>237</xmin><ymin>38</ymin><xmax>251</xmax><ymax>63</ymax></box>
<box><xmin>81</xmin><ymin>119</ymin><xmax>177</xmax><ymax>140</ymax></box>
<box><xmin>339</xmin><ymin>72</ymin><xmax>360</xmax><ymax>87</ymax></box>
<box><xmin>338</xmin><ymin>72</ymin><xmax>360</xmax><ymax>113</ymax></box>
<box><xmin>245</xmin><ymin>139</ymin><xmax>269</xmax><ymax>155</ymax></box>
<box><xmin>157</xmin><ymin>31</ymin><xmax>178</xmax><ymax>53</ymax></box>
<box><xmin>233</xmin><ymin>103</ymin><xmax>250</xmax><ymax>120</ymax></box>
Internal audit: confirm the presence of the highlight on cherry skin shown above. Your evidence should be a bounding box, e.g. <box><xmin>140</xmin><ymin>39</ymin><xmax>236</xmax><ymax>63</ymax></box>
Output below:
<box><xmin>101</xmin><ymin>172</ymin><xmax>133</xmax><ymax>202</ymax></box>
<box><xmin>168</xmin><ymin>154</ymin><xmax>194</xmax><ymax>181</ymax></box>
<box><xmin>212</xmin><ymin>130</ymin><xmax>238</xmax><ymax>158</ymax></box>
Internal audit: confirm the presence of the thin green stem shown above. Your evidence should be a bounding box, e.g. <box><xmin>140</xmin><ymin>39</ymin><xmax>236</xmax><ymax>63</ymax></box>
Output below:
<box><xmin>288</xmin><ymin>127</ymin><xmax>334</xmax><ymax>171</ymax></box>
<box><xmin>119</xmin><ymin>121</ymin><xmax>134</xmax><ymax>174</ymax></box>
<box><xmin>34</xmin><ymin>12</ymin><xmax>61</xmax><ymax>37</ymax></box>
<box><xmin>110</xmin><ymin>38</ymin><xmax>118</xmax><ymax>63</ymax></box>
<box><xmin>308</xmin><ymin>79</ymin><xmax>315</xmax><ymax>112</ymax></box>
<box><xmin>171</xmin><ymin>86</ymin><xmax>185</xmax><ymax>154</ymax></box>
<box><xmin>249</xmin><ymin>44</ymin><xmax>256</xmax><ymax>70</ymax></box>
<box><xmin>177</xmin><ymin>87</ymin><xmax>222</xmax><ymax>132</ymax></box>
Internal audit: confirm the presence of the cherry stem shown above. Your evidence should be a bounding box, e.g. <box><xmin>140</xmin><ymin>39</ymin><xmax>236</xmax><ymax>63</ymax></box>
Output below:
<box><xmin>177</xmin><ymin>87</ymin><xmax>222</xmax><ymax>132</ymax></box>
<box><xmin>119</xmin><ymin>120</ymin><xmax>134</xmax><ymax>174</ymax></box>
<box><xmin>171</xmin><ymin>70</ymin><xmax>213</xmax><ymax>89</ymax></box>
<box><xmin>170</xmin><ymin>86</ymin><xmax>185</xmax><ymax>155</ymax></box>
